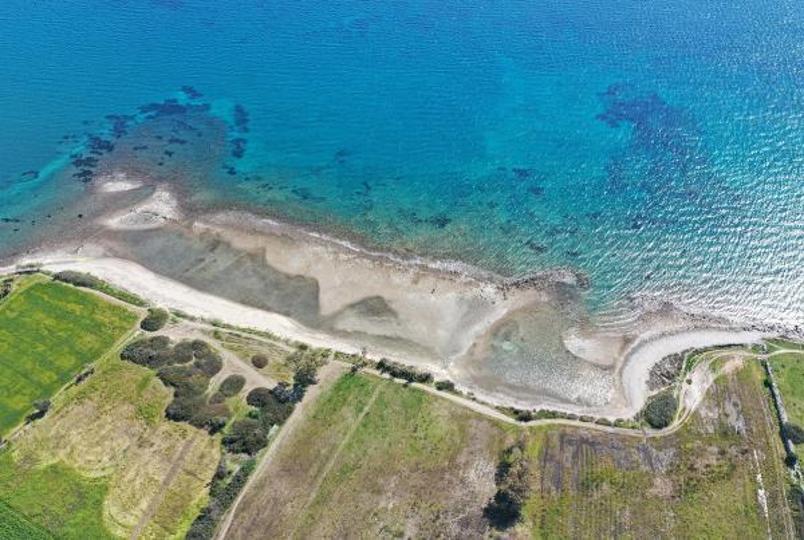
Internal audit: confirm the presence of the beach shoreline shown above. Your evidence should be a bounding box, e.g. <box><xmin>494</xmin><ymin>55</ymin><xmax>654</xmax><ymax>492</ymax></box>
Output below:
<box><xmin>1</xmin><ymin>176</ymin><xmax>788</xmax><ymax>418</ymax></box>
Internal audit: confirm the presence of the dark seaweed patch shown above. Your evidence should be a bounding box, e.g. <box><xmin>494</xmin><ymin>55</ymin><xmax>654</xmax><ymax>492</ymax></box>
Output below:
<box><xmin>164</xmin><ymin>150</ymin><xmax>174</xmax><ymax>157</ymax></box>
<box><xmin>72</xmin><ymin>170</ymin><xmax>94</xmax><ymax>182</ymax></box>
<box><xmin>20</xmin><ymin>170</ymin><xmax>39</xmax><ymax>181</ymax></box>
<box><xmin>525</xmin><ymin>240</ymin><xmax>547</xmax><ymax>254</ymax></box>
<box><xmin>224</xmin><ymin>165</ymin><xmax>237</xmax><ymax>176</ymax></box>
<box><xmin>133</xmin><ymin>145</ymin><xmax>149</xmax><ymax>151</ymax></box>
<box><xmin>511</xmin><ymin>167</ymin><xmax>534</xmax><ymax>180</ymax></box>
<box><xmin>87</xmin><ymin>135</ymin><xmax>115</xmax><ymax>155</ymax></box>
<box><xmin>233</xmin><ymin>104</ymin><xmax>249</xmax><ymax>133</ymax></box>
<box><xmin>528</xmin><ymin>185</ymin><xmax>544</xmax><ymax>197</ymax></box>
<box><xmin>291</xmin><ymin>187</ymin><xmax>325</xmax><ymax>202</ymax></box>
<box><xmin>139</xmin><ymin>98</ymin><xmax>210</xmax><ymax>119</ymax></box>
<box><xmin>231</xmin><ymin>137</ymin><xmax>247</xmax><ymax>159</ymax></box>
<box><xmin>71</xmin><ymin>156</ymin><xmax>99</xmax><ymax>168</ymax></box>
<box><xmin>334</xmin><ymin>148</ymin><xmax>351</xmax><ymax>164</ymax></box>
<box><xmin>167</xmin><ymin>137</ymin><xmax>187</xmax><ymax>145</ymax></box>
<box><xmin>181</xmin><ymin>85</ymin><xmax>203</xmax><ymax>99</ymax></box>
<box><xmin>105</xmin><ymin>114</ymin><xmax>133</xmax><ymax>138</ymax></box>
<box><xmin>0</xmin><ymin>217</ymin><xmax>21</xmax><ymax>224</ymax></box>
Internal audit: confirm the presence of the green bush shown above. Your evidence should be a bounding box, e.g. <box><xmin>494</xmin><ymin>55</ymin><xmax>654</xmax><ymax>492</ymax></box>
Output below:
<box><xmin>246</xmin><ymin>387</ymin><xmax>273</xmax><ymax>408</ymax></box>
<box><xmin>140</xmin><ymin>308</ymin><xmax>169</xmax><ymax>331</ymax></box>
<box><xmin>219</xmin><ymin>374</ymin><xmax>246</xmax><ymax>397</ymax></box>
<box><xmin>376</xmin><ymin>358</ymin><xmax>433</xmax><ymax>384</ymax></box>
<box><xmin>643</xmin><ymin>392</ymin><xmax>678</xmax><ymax>429</ymax></box>
<box><xmin>435</xmin><ymin>379</ymin><xmax>456</xmax><ymax>392</ymax></box>
<box><xmin>251</xmin><ymin>354</ymin><xmax>268</xmax><ymax>369</ymax></box>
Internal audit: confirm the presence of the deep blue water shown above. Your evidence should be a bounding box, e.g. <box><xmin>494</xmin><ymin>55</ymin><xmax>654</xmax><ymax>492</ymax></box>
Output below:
<box><xmin>1</xmin><ymin>0</ymin><xmax>802</xmax><ymax>327</ymax></box>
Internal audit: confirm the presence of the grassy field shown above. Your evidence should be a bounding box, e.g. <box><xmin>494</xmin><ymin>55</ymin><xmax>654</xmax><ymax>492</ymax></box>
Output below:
<box><xmin>0</xmin><ymin>277</ymin><xmax>138</xmax><ymax>436</ymax></box>
<box><xmin>227</xmin><ymin>373</ymin><xmax>512</xmax><ymax>539</ymax></box>
<box><xmin>227</xmin><ymin>358</ymin><xmax>793</xmax><ymax>539</ymax></box>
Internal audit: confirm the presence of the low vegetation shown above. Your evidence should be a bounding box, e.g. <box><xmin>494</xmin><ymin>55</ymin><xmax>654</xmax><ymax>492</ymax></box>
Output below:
<box><xmin>0</xmin><ymin>277</ymin><xmax>137</xmax><ymax>436</ymax></box>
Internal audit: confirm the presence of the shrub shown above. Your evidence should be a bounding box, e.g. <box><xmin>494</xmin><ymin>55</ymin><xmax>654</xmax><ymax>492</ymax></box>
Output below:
<box><xmin>246</xmin><ymin>387</ymin><xmax>273</xmax><ymax>408</ymax></box>
<box><xmin>643</xmin><ymin>392</ymin><xmax>678</xmax><ymax>429</ymax></box>
<box><xmin>120</xmin><ymin>335</ymin><xmax>174</xmax><ymax>368</ymax></box>
<box><xmin>140</xmin><ymin>308</ymin><xmax>169</xmax><ymax>331</ymax></box>
<box><xmin>166</xmin><ymin>395</ymin><xmax>206</xmax><ymax>422</ymax></box>
<box><xmin>223</xmin><ymin>418</ymin><xmax>268</xmax><ymax>455</ymax></box>
<box><xmin>258</xmin><ymin>393</ymin><xmax>295</xmax><ymax>428</ymax></box>
<box><xmin>783</xmin><ymin>422</ymin><xmax>804</xmax><ymax>444</ymax></box>
<box><xmin>514</xmin><ymin>409</ymin><xmax>533</xmax><ymax>422</ymax></box>
<box><xmin>158</xmin><ymin>364</ymin><xmax>210</xmax><ymax>398</ymax></box>
<box><xmin>293</xmin><ymin>362</ymin><xmax>318</xmax><ymax>388</ymax></box>
<box><xmin>194</xmin><ymin>351</ymin><xmax>223</xmax><ymax>377</ymax></box>
<box><xmin>435</xmin><ymin>379</ymin><xmax>456</xmax><ymax>392</ymax></box>
<box><xmin>53</xmin><ymin>270</ymin><xmax>102</xmax><ymax>289</ymax></box>
<box><xmin>190</xmin><ymin>402</ymin><xmax>230</xmax><ymax>434</ymax></box>
<box><xmin>251</xmin><ymin>354</ymin><xmax>268</xmax><ymax>369</ymax></box>
<box><xmin>219</xmin><ymin>374</ymin><xmax>246</xmax><ymax>397</ymax></box>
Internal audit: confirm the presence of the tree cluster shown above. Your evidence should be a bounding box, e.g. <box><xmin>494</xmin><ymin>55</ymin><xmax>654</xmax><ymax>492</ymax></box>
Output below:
<box><xmin>376</xmin><ymin>358</ymin><xmax>433</xmax><ymax>384</ymax></box>
<box><xmin>484</xmin><ymin>440</ymin><xmax>531</xmax><ymax>530</ymax></box>
<box><xmin>120</xmin><ymin>336</ymin><xmax>228</xmax><ymax>433</ymax></box>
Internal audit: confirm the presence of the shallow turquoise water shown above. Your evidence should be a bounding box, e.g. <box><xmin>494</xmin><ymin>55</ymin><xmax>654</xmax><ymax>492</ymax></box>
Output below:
<box><xmin>1</xmin><ymin>1</ymin><xmax>802</xmax><ymax>327</ymax></box>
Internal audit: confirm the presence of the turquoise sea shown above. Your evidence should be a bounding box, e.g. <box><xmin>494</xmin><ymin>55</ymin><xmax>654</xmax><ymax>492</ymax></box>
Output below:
<box><xmin>1</xmin><ymin>0</ymin><xmax>802</xmax><ymax>328</ymax></box>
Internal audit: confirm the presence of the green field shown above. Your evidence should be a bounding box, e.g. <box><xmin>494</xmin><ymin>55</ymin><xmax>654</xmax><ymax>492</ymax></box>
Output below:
<box><xmin>0</xmin><ymin>277</ymin><xmax>138</xmax><ymax>435</ymax></box>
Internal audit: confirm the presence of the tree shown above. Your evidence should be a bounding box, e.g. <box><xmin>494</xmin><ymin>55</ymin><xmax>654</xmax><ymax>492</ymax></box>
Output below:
<box><xmin>251</xmin><ymin>354</ymin><xmax>268</xmax><ymax>369</ymax></box>
<box><xmin>223</xmin><ymin>419</ymin><xmax>268</xmax><ymax>455</ymax></box>
<box><xmin>642</xmin><ymin>392</ymin><xmax>677</xmax><ymax>429</ymax></box>
<box><xmin>246</xmin><ymin>387</ymin><xmax>273</xmax><ymax>408</ymax></box>
<box><xmin>140</xmin><ymin>308</ymin><xmax>169</xmax><ymax>332</ymax></box>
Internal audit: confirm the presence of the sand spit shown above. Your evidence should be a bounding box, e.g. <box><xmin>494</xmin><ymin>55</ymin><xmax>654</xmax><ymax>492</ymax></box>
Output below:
<box><xmin>101</xmin><ymin>185</ymin><xmax>180</xmax><ymax>230</ymax></box>
<box><xmin>94</xmin><ymin>171</ymin><xmax>145</xmax><ymax>193</ymax></box>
